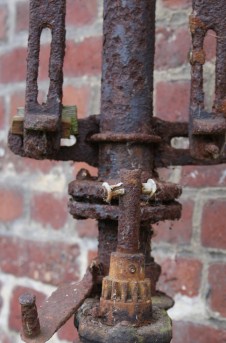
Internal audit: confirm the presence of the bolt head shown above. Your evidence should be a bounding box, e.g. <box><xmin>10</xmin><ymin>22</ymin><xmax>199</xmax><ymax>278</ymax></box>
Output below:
<box><xmin>19</xmin><ymin>294</ymin><xmax>36</xmax><ymax>306</ymax></box>
<box><xmin>129</xmin><ymin>265</ymin><xmax>136</xmax><ymax>274</ymax></box>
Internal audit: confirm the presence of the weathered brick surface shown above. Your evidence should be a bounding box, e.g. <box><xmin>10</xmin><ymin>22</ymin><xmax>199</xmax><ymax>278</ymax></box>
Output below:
<box><xmin>201</xmin><ymin>199</ymin><xmax>226</xmax><ymax>249</ymax></box>
<box><xmin>162</xmin><ymin>0</ymin><xmax>190</xmax><ymax>9</ymax></box>
<box><xmin>0</xmin><ymin>1</ymin><xmax>225</xmax><ymax>342</ymax></box>
<box><xmin>0</xmin><ymin>237</ymin><xmax>80</xmax><ymax>285</ymax></box>
<box><xmin>63</xmin><ymin>85</ymin><xmax>91</xmax><ymax>118</ymax></box>
<box><xmin>156</xmin><ymin>27</ymin><xmax>190</xmax><ymax>70</ymax></box>
<box><xmin>0</xmin><ymin>47</ymin><xmax>27</xmax><ymax>83</ymax></box>
<box><xmin>181</xmin><ymin>165</ymin><xmax>226</xmax><ymax>188</ymax></box>
<box><xmin>153</xmin><ymin>199</ymin><xmax>193</xmax><ymax>245</ymax></box>
<box><xmin>66</xmin><ymin>0</ymin><xmax>98</xmax><ymax>27</ymax></box>
<box><xmin>155</xmin><ymin>81</ymin><xmax>190</xmax><ymax>121</ymax></box>
<box><xmin>208</xmin><ymin>263</ymin><xmax>226</xmax><ymax>318</ymax></box>
<box><xmin>64</xmin><ymin>38</ymin><xmax>102</xmax><ymax>77</ymax></box>
<box><xmin>157</xmin><ymin>257</ymin><xmax>203</xmax><ymax>297</ymax></box>
<box><xmin>15</xmin><ymin>1</ymin><xmax>29</xmax><ymax>32</ymax></box>
<box><xmin>31</xmin><ymin>193</ymin><xmax>68</xmax><ymax>230</ymax></box>
<box><xmin>0</xmin><ymin>188</ymin><xmax>24</xmax><ymax>222</ymax></box>
<box><xmin>172</xmin><ymin>321</ymin><xmax>226</xmax><ymax>343</ymax></box>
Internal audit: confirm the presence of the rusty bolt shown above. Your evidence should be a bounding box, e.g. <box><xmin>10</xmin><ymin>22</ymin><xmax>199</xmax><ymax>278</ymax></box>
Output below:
<box><xmin>129</xmin><ymin>265</ymin><xmax>136</xmax><ymax>274</ymax></box>
<box><xmin>19</xmin><ymin>293</ymin><xmax>41</xmax><ymax>338</ymax></box>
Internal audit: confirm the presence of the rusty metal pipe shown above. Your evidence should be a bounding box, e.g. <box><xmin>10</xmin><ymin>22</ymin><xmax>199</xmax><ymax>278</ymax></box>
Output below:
<box><xmin>117</xmin><ymin>169</ymin><xmax>142</xmax><ymax>254</ymax></box>
<box><xmin>99</xmin><ymin>0</ymin><xmax>156</xmax><ymax>179</ymax></box>
<box><xmin>98</xmin><ymin>0</ymin><xmax>157</xmax><ymax>277</ymax></box>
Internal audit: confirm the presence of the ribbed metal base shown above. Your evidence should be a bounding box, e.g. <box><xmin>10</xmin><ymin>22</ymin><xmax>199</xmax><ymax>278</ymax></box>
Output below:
<box><xmin>75</xmin><ymin>299</ymin><xmax>172</xmax><ymax>343</ymax></box>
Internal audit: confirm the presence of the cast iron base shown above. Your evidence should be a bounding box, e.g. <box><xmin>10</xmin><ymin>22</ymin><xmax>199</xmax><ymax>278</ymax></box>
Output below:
<box><xmin>75</xmin><ymin>299</ymin><xmax>172</xmax><ymax>343</ymax></box>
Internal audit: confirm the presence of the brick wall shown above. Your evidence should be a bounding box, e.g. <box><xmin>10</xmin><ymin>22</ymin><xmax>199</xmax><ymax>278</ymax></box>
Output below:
<box><xmin>0</xmin><ymin>1</ymin><xmax>225</xmax><ymax>342</ymax></box>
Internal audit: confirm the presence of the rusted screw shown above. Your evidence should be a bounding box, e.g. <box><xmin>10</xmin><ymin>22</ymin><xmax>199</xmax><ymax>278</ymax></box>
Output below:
<box><xmin>19</xmin><ymin>294</ymin><xmax>41</xmax><ymax>338</ymax></box>
<box><xmin>129</xmin><ymin>265</ymin><xmax>136</xmax><ymax>274</ymax></box>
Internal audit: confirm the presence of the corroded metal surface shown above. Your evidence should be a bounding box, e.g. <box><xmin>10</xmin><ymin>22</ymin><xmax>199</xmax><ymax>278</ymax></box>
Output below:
<box><xmin>153</xmin><ymin>118</ymin><xmax>226</xmax><ymax>167</ymax></box>
<box><xmin>68</xmin><ymin>179</ymin><xmax>182</xmax><ymax>203</ymax></box>
<box><xmin>8</xmin><ymin>0</ymin><xmax>226</xmax><ymax>340</ymax></box>
<box><xmin>99</xmin><ymin>170</ymin><xmax>152</xmax><ymax>326</ymax></box>
<box><xmin>76</xmin><ymin>299</ymin><xmax>172</xmax><ymax>343</ymax></box>
<box><xmin>99</xmin><ymin>0</ymin><xmax>156</xmax><ymax>179</ymax></box>
<box><xmin>69</xmin><ymin>199</ymin><xmax>181</xmax><ymax>222</ymax></box>
<box><xmin>9</xmin><ymin>115</ymin><xmax>226</xmax><ymax>166</ymax></box>
<box><xmin>189</xmin><ymin>0</ymin><xmax>226</xmax><ymax>160</ymax></box>
<box><xmin>20</xmin><ymin>265</ymin><xmax>99</xmax><ymax>343</ymax></box>
<box><xmin>9</xmin><ymin>116</ymin><xmax>99</xmax><ymax>166</ymax></box>
<box><xmin>117</xmin><ymin>170</ymin><xmax>142</xmax><ymax>254</ymax></box>
<box><xmin>19</xmin><ymin>294</ymin><xmax>41</xmax><ymax>339</ymax></box>
<box><xmin>23</xmin><ymin>0</ymin><xmax>66</xmax><ymax>158</ymax></box>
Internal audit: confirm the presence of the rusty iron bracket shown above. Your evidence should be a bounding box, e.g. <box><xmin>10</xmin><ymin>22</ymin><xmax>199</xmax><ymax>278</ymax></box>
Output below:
<box><xmin>189</xmin><ymin>0</ymin><xmax>226</xmax><ymax>160</ymax></box>
<box><xmin>9</xmin><ymin>116</ymin><xmax>226</xmax><ymax>166</ymax></box>
<box><xmin>20</xmin><ymin>262</ymin><xmax>101</xmax><ymax>343</ymax></box>
<box><xmin>23</xmin><ymin>0</ymin><xmax>66</xmax><ymax>159</ymax></box>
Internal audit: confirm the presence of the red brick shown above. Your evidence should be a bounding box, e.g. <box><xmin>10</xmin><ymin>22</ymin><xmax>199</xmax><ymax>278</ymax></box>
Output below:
<box><xmin>0</xmin><ymin>47</ymin><xmax>27</xmax><ymax>83</ymax></box>
<box><xmin>0</xmin><ymin>5</ymin><xmax>7</xmax><ymax>41</ymax></box>
<box><xmin>88</xmin><ymin>249</ymin><xmax>98</xmax><ymax>264</ymax></box>
<box><xmin>66</xmin><ymin>0</ymin><xmax>98</xmax><ymax>27</ymax></box>
<box><xmin>6</xmin><ymin>147</ymin><xmax>57</xmax><ymax>174</ymax></box>
<box><xmin>9</xmin><ymin>286</ymin><xmax>45</xmax><ymax>332</ymax></box>
<box><xmin>23</xmin><ymin>159</ymin><xmax>57</xmax><ymax>173</ymax></box>
<box><xmin>76</xmin><ymin>219</ymin><xmax>98</xmax><ymax>239</ymax></box>
<box><xmin>58</xmin><ymin>317</ymin><xmax>79</xmax><ymax>342</ymax></box>
<box><xmin>208</xmin><ymin>263</ymin><xmax>226</xmax><ymax>317</ymax></box>
<box><xmin>153</xmin><ymin>199</ymin><xmax>193</xmax><ymax>245</ymax></box>
<box><xmin>156</xmin><ymin>257</ymin><xmax>202</xmax><ymax>297</ymax></box>
<box><xmin>204</xmin><ymin>30</ymin><xmax>217</xmax><ymax>62</ymax></box>
<box><xmin>15</xmin><ymin>1</ymin><xmax>29</xmax><ymax>32</ymax></box>
<box><xmin>63</xmin><ymin>85</ymin><xmax>91</xmax><ymax>118</ymax></box>
<box><xmin>201</xmin><ymin>199</ymin><xmax>226</xmax><ymax>249</ymax></box>
<box><xmin>181</xmin><ymin>165</ymin><xmax>226</xmax><ymax>188</ymax></box>
<box><xmin>155</xmin><ymin>81</ymin><xmax>190</xmax><ymax>122</ymax></box>
<box><xmin>64</xmin><ymin>38</ymin><xmax>102</xmax><ymax>77</ymax></box>
<box><xmin>31</xmin><ymin>193</ymin><xmax>68</xmax><ymax>230</ymax></box>
<box><xmin>0</xmin><ymin>236</ymin><xmax>80</xmax><ymax>285</ymax></box>
<box><xmin>36</xmin><ymin>43</ymin><xmax>51</xmax><ymax>82</ymax></box>
<box><xmin>162</xmin><ymin>0</ymin><xmax>190</xmax><ymax>9</ymax></box>
<box><xmin>156</xmin><ymin>27</ymin><xmax>190</xmax><ymax>70</ymax></box>
<box><xmin>0</xmin><ymin>96</ymin><xmax>4</xmax><ymax>129</ymax></box>
<box><xmin>0</xmin><ymin>188</ymin><xmax>23</xmax><ymax>221</ymax></box>
<box><xmin>172</xmin><ymin>321</ymin><xmax>226</xmax><ymax>343</ymax></box>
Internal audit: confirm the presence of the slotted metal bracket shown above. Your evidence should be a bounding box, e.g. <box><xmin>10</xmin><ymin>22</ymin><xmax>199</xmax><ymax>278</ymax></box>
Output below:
<box><xmin>189</xmin><ymin>0</ymin><xmax>226</xmax><ymax>160</ymax></box>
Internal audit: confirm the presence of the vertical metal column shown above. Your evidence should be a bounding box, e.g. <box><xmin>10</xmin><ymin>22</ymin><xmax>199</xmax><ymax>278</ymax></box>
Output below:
<box><xmin>97</xmin><ymin>0</ymin><xmax>158</xmax><ymax>278</ymax></box>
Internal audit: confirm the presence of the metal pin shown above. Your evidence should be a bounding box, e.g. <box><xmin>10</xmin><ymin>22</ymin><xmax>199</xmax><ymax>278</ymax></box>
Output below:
<box><xmin>19</xmin><ymin>293</ymin><xmax>41</xmax><ymax>338</ymax></box>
